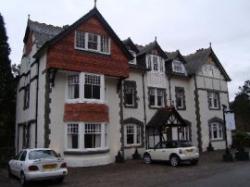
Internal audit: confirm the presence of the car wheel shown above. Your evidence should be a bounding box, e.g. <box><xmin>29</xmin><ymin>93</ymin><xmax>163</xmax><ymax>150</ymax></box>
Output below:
<box><xmin>170</xmin><ymin>155</ymin><xmax>179</xmax><ymax>167</ymax></box>
<box><xmin>191</xmin><ymin>159</ymin><xmax>199</xmax><ymax>165</ymax></box>
<box><xmin>143</xmin><ymin>154</ymin><xmax>152</xmax><ymax>164</ymax></box>
<box><xmin>8</xmin><ymin>166</ymin><xmax>13</xmax><ymax>178</ymax></box>
<box><xmin>20</xmin><ymin>172</ymin><xmax>27</xmax><ymax>186</ymax></box>
<box><xmin>57</xmin><ymin>177</ymin><xmax>64</xmax><ymax>183</ymax></box>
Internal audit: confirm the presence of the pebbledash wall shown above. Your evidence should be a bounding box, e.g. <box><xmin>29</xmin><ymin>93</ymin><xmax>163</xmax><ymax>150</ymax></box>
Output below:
<box><xmin>15</xmin><ymin>7</ymin><xmax>232</xmax><ymax>167</ymax></box>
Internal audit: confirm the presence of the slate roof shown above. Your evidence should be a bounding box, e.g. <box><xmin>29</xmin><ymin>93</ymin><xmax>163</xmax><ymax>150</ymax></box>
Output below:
<box><xmin>123</xmin><ymin>37</ymin><xmax>139</xmax><ymax>53</ymax></box>
<box><xmin>137</xmin><ymin>41</ymin><xmax>168</xmax><ymax>59</ymax></box>
<box><xmin>147</xmin><ymin>107</ymin><xmax>189</xmax><ymax>128</ymax></box>
<box><xmin>24</xmin><ymin>20</ymin><xmax>64</xmax><ymax>48</ymax></box>
<box><xmin>185</xmin><ymin>47</ymin><xmax>231</xmax><ymax>81</ymax></box>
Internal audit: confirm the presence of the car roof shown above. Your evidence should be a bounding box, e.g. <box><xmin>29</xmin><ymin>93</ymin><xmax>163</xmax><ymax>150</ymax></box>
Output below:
<box><xmin>20</xmin><ymin>148</ymin><xmax>53</xmax><ymax>152</ymax></box>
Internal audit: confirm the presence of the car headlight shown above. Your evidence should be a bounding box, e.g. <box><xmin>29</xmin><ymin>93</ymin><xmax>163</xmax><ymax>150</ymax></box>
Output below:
<box><xmin>179</xmin><ymin>149</ymin><xmax>184</xmax><ymax>154</ymax></box>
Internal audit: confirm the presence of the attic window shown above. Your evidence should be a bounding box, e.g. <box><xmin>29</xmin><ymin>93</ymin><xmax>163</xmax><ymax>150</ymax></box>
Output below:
<box><xmin>147</xmin><ymin>55</ymin><xmax>164</xmax><ymax>73</ymax></box>
<box><xmin>129</xmin><ymin>50</ymin><xmax>137</xmax><ymax>65</ymax></box>
<box><xmin>172</xmin><ymin>60</ymin><xmax>186</xmax><ymax>74</ymax></box>
<box><xmin>75</xmin><ymin>31</ymin><xmax>111</xmax><ymax>54</ymax></box>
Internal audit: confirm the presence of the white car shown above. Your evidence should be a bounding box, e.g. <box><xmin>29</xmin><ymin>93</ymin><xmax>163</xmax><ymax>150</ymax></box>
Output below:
<box><xmin>8</xmin><ymin>148</ymin><xmax>68</xmax><ymax>186</ymax></box>
<box><xmin>143</xmin><ymin>141</ymin><xmax>199</xmax><ymax>167</ymax></box>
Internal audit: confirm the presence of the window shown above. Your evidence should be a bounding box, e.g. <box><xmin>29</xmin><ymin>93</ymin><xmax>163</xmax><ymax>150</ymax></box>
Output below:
<box><xmin>146</xmin><ymin>55</ymin><xmax>164</xmax><ymax>72</ymax></box>
<box><xmin>124</xmin><ymin>124</ymin><xmax>141</xmax><ymax>146</ymax></box>
<box><xmin>67</xmin><ymin>124</ymin><xmax>79</xmax><ymax>149</ymax></box>
<box><xmin>68</xmin><ymin>74</ymin><xmax>79</xmax><ymax>99</ymax></box>
<box><xmin>20</xmin><ymin>151</ymin><xmax>27</xmax><ymax>161</ymax></box>
<box><xmin>175</xmin><ymin>87</ymin><xmax>186</xmax><ymax>110</ymax></box>
<box><xmin>149</xmin><ymin>88</ymin><xmax>165</xmax><ymax>108</ymax></box>
<box><xmin>66</xmin><ymin>123</ymin><xmax>108</xmax><ymax>151</ymax></box>
<box><xmin>209</xmin><ymin>122</ymin><xmax>223</xmax><ymax>141</ymax></box>
<box><xmin>75</xmin><ymin>31</ymin><xmax>110</xmax><ymax>54</ymax></box>
<box><xmin>124</xmin><ymin>81</ymin><xmax>137</xmax><ymax>107</ymax></box>
<box><xmin>75</xmin><ymin>31</ymin><xmax>85</xmax><ymax>49</ymax></box>
<box><xmin>66</xmin><ymin>73</ymin><xmax>104</xmax><ymax>103</ymax></box>
<box><xmin>101</xmin><ymin>35</ymin><xmax>110</xmax><ymax>53</ymax></box>
<box><xmin>88</xmin><ymin>33</ymin><xmax>98</xmax><ymax>50</ymax></box>
<box><xmin>172</xmin><ymin>60</ymin><xmax>185</xmax><ymax>74</ymax></box>
<box><xmin>23</xmin><ymin>85</ymin><xmax>30</xmax><ymax>110</ymax></box>
<box><xmin>208</xmin><ymin>92</ymin><xmax>220</xmax><ymax>109</ymax></box>
<box><xmin>85</xmin><ymin>124</ymin><xmax>101</xmax><ymax>148</ymax></box>
<box><xmin>129</xmin><ymin>50</ymin><xmax>137</xmax><ymax>65</ymax></box>
<box><xmin>84</xmin><ymin>74</ymin><xmax>101</xmax><ymax>100</ymax></box>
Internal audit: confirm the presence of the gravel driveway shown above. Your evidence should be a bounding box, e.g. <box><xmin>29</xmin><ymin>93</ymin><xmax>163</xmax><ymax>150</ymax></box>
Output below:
<box><xmin>1</xmin><ymin>151</ymin><xmax>249</xmax><ymax>187</ymax></box>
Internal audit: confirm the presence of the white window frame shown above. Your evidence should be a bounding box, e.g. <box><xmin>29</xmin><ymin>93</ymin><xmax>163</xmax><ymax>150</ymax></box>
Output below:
<box><xmin>172</xmin><ymin>60</ymin><xmax>186</xmax><ymax>74</ymax></box>
<box><xmin>65</xmin><ymin>123</ymin><xmax>109</xmax><ymax>152</ymax></box>
<box><xmin>149</xmin><ymin>88</ymin><xmax>165</xmax><ymax>108</ymax></box>
<box><xmin>74</xmin><ymin>31</ymin><xmax>111</xmax><ymax>55</ymax></box>
<box><xmin>210</xmin><ymin>122</ymin><xmax>223</xmax><ymax>141</ymax></box>
<box><xmin>146</xmin><ymin>55</ymin><xmax>165</xmax><ymax>73</ymax></box>
<box><xmin>208</xmin><ymin>92</ymin><xmax>220</xmax><ymax>109</ymax></box>
<box><xmin>124</xmin><ymin>124</ymin><xmax>141</xmax><ymax>147</ymax></box>
<box><xmin>128</xmin><ymin>50</ymin><xmax>137</xmax><ymax>65</ymax></box>
<box><xmin>66</xmin><ymin>72</ymin><xmax>105</xmax><ymax>104</ymax></box>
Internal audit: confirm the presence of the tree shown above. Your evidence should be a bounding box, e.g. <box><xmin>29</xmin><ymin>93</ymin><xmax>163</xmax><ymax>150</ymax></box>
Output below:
<box><xmin>0</xmin><ymin>13</ymin><xmax>15</xmax><ymax>165</ymax></box>
<box><xmin>231</xmin><ymin>80</ymin><xmax>250</xmax><ymax>132</ymax></box>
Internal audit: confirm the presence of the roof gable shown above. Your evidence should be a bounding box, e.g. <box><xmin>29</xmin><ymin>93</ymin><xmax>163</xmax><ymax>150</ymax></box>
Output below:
<box><xmin>137</xmin><ymin>41</ymin><xmax>168</xmax><ymax>59</ymax></box>
<box><xmin>185</xmin><ymin>47</ymin><xmax>231</xmax><ymax>81</ymax></box>
<box><xmin>123</xmin><ymin>37</ymin><xmax>139</xmax><ymax>53</ymax></box>
<box><xmin>34</xmin><ymin>7</ymin><xmax>132</xmax><ymax>60</ymax></box>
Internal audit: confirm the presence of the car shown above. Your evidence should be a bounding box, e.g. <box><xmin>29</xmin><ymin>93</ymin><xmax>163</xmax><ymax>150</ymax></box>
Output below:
<box><xmin>143</xmin><ymin>141</ymin><xmax>199</xmax><ymax>167</ymax></box>
<box><xmin>8</xmin><ymin>148</ymin><xmax>68</xmax><ymax>186</ymax></box>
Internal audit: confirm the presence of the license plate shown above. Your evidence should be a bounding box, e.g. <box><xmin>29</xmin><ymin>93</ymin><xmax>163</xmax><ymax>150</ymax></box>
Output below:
<box><xmin>43</xmin><ymin>164</ymin><xmax>57</xmax><ymax>170</ymax></box>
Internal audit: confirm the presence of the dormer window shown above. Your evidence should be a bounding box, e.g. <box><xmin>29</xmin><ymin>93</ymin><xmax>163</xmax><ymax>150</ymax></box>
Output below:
<box><xmin>75</xmin><ymin>31</ymin><xmax>111</xmax><ymax>54</ymax></box>
<box><xmin>146</xmin><ymin>55</ymin><xmax>164</xmax><ymax>73</ymax></box>
<box><xmin>129</xmin><ymin>50</ymin><xmax>137</xmax><ymax>65</ymax></box>
<box><xmin>172</xmin><ymin>60</ymin><xmax>186</xmax><ymax>74</ymax></box>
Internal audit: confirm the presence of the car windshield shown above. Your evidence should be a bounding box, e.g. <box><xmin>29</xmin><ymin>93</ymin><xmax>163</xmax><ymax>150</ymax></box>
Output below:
<box><xmin>28</xmin><ymin>150</ymin><xmax>58</xmax><ymax>160</ymax></box>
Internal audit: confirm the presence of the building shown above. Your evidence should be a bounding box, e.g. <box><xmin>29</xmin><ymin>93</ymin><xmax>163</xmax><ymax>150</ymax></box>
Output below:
<box><xmin>16</xmin><ymin>7</ymin><xmax>232</xmax><ymax>167</ymax></box>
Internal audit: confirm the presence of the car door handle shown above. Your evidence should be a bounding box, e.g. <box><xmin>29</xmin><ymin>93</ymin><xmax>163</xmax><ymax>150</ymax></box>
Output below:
<box><xmin>162</xmin><ymin>150</ymin><xmax>166</xmax><ymax>152</ymax></box>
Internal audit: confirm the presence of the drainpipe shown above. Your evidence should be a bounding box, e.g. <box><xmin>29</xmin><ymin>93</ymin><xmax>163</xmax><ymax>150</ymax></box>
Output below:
<box><xmin>119</xmin><ymin>78</ymin><xmax>125</xmax><ymax>159</ymax></box>
<box><xmin>35</xmin><ymin>59</ymin><xmax>40</xmax><ymax>148</ymax></box>
<box><xmin>142</xmin><ymin>72</ymin><xmax>147</xmax><ymax>148</ymax></box>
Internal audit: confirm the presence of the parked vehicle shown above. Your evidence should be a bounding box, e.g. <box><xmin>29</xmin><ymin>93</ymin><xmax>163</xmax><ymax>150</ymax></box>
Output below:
<box><xmin>8</xmin><ymin>148</ymin><xmax>68</xmax><ymax>186</ymax></box>
<box><xmin>143</xmin><ymin>141</ymin><xmax>199</xmax><ymax>167</ymax></box>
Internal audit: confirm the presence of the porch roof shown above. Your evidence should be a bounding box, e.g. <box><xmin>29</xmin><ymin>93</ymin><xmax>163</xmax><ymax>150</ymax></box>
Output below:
<box><xmin>147</xmin><ymin>107</ymin><xmax>190</xmax><ymax>128</ymax></box>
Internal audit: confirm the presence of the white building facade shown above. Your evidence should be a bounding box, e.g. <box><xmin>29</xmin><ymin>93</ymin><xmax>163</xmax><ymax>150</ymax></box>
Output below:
<box><xmin>16</xmin><ymin>7</ymin><xmax>232</xmax><ymax>167</ymax></box>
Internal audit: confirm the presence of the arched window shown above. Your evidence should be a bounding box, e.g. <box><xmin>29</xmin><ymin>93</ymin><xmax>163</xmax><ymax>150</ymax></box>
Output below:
<box><xmin>209</xmin><ymin>118</ymin><xmax>224</xmax><ymax>141</ymax></box>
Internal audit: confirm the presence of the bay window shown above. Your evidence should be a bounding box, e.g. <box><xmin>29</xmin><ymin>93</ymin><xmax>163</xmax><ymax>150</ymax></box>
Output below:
<box><xmin>67</xmin><ymin>73</ymin><xmax>104</xmax><ymax>103</ymax></box>
<box><xmin>75</xmin><ymin>31</ymin><xmax>111</xmax><ymax>54</ymax></box>
<box><xmin>67</xmin><ymin>124</ymin><xmax>79</xmax><ymax>149</ymax></box>
<box><xmin>124</xmin><ymin>124</ymin><xmax>141</xmax><ymax>146</ymax></box>
<box><xmin>68</xmin><ymin>74</ymin><xmax>80</xmax><ymax>99</ymax></box>
<box><xmin>149</xmin><ymin>88</ymin><xmax>165</xmax><ymax>108</ymax></box>
<box><xmin>146</xmin><ymin>55</ymin><xmax>164</xmax><ymax>73</ymax></box>
<box><xmin>84</xmin><ymin>74</ymin><xmax>101</xmax><ymax>100</ymax></box>
<box><xmin>65</xmin><ymin>123</ymin><xmax>108</xmax><ymax>151</ymax></box>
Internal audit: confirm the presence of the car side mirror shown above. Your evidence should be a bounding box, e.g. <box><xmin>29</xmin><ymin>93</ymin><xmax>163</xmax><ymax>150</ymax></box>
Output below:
<box><xmin>57</xmin><ymin>153</ymin><xmax>61</xmax><ymax>158</ymax></box>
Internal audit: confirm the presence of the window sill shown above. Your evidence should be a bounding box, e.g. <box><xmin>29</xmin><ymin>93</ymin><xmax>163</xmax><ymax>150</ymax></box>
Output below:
<box><xmin>124</xmin><ymin>144</ymin><xmax>143</xmax><ymax>149</ymax></box>
<box><xmin>64</xmin><ymin>149</ymin><xmax>109</xmax><ymax>155</ymax></box>
<box><xmin>124</xmin><ymin>105</ymin><xmax>138</xmax><ymax>109</ymax></box>
<box><xmin>211</xmin><ymin>139</ymin><xmax>224</xmax><ymax>142</ymax></box>
<box><xmin>149</xmin><ymin>106</ymin><xmax>164</xmax><ymax>109</ymax></box>
<box><xmin>75</xmin><ymin>47</ymin><xmax>111</xmax><ymax>56</ymax></box>
<box><xmin>65</xmin><ymin>99</ymin><xmax>105</xmax><ymax>105</ymax></box>
<box><xmin>208</xmin><ymin>107</ymin><xmax>221</xmax><ymax>111</ymax></box>
<box><xmin>176</xmin><ymin>107</ymin><xmax>186</xmax><ymax>111</ymax></box>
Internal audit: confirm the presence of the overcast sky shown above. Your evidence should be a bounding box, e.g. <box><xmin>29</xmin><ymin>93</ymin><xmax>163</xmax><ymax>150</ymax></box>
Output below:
<box><xmin>1</xmin><ymin>0</ymin><xmax>250</xmax><ymax>101</ymax></box>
